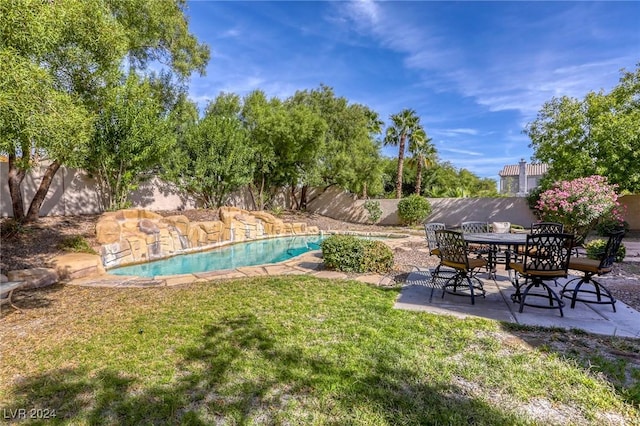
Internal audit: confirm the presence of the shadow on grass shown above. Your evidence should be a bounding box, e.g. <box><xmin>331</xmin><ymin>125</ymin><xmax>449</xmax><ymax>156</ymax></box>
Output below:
<box><xmin>0</xmin><ymin>285</ymin><xmax>66</xmax><ymax>319</ymax></box>
<box><xmin>3</xmin><ymin>313</ymin><xmax>526</xmax><ymax>425</ymax></box>
<box><xmin>500</xmin><ymin>322</ymin><xmax>640</xmax><ymax>408</ymax></box>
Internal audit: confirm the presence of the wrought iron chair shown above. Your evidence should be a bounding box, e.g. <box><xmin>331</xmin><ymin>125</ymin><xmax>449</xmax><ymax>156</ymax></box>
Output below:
<box><xmin>423</xmin><ymin>222</ymin><xmax>451</xmax><ymax>301</ymax></box>
<box><xmin>461</xmin><ymin>221</ymin><xmax>493</xmax><ymax>273</ymax></box>
<box><xmin>531</xmin><ymin>222</ymin><xmax>564</xmax><ymax>234</ymax></box>
<box><xmin>508</xmin><ymin>233</ymin><xmax>574</xmax><ymax>316</ymax></box>
<box><xmin>461</xmin><ymin>221</ymin><xmax>489</xmax><ymax>234</ymax></box>
<box><xmin>560</xmin><ymin>230</ymin><xmax>625</xmax><ymax>312</ymax></box>
<box><xmin>514</xmin><ymin>222</ymin><xmax>566</xmax><ymax>265</ymax></box>
<box><xmin>435</xmin><ymin>230</ymin><xmax>486</xmax><ymax>305</ymax></box>
<box><xmin>424</xmin><ymin>222</ymin><xmax>446</xmax><ymax>257</ymax></box>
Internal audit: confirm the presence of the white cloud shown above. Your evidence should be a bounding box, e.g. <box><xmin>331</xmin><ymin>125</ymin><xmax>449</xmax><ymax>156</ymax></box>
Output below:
<box><xmin>439</xmin><ymin>147</ymin><xmax>483</xmax><ymax>157</ymax></box>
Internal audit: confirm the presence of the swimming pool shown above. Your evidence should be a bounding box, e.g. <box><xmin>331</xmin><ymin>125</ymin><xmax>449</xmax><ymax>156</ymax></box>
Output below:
<box><xmin>109</xmin><ymin>235</ymin><xmax>327</xmax><ymax>277</ymax></box>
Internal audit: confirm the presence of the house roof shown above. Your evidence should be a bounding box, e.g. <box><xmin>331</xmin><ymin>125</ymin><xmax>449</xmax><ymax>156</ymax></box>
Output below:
<box><xmin>499</xmin><ymin>163</ymin><xmax>548</xmax><ymax>177</ymax></box>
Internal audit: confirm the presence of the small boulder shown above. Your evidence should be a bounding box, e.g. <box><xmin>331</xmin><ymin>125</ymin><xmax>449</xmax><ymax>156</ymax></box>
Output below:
<box><xmin>49</xmin><ymin>253</ymin><xmax>106</xmax><ymax>280</ymax></box>
<box><xmin>96</xmin><ymin>218</ymin><xmax>121</xmax><ymax>244</ymax></box>
<box><xmin>139</xmin><ymin>219</ymin><xmax>160</xmax><ymax>234</ymax></box>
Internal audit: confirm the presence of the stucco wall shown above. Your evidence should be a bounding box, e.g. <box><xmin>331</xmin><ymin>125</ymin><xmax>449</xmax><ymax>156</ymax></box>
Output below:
<box><xmin>307</xmin><ymin>187</ymin><xmax>538</xmax><ymax>227</ymax></box>
<box><xmin>2</xmin><ymin>164</ymin><xmax>639</xmax><ymax>230</ymax></box>
<box><xmin>620</xmin><ymin>194</ymin><xmax>640</xmax><ymax>231</ymax></box>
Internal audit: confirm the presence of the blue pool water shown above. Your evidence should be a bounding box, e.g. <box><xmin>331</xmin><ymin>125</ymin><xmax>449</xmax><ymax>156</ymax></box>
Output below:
<box><xmin>109</xmin><ymin>235</ymin><xmax>327</xmax><ymax>277</ymax></box>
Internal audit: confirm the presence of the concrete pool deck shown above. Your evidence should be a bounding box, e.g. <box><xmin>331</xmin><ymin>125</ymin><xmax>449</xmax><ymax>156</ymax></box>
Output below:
<box><xmin>65</xmin><ymin>249</ymin><xmax>398</xmax><ymax>288</ymax></box>
<box><xmin>397</xmin><ymin>267</ymin><xmax>640</xmax><ymax>338</ymax></box>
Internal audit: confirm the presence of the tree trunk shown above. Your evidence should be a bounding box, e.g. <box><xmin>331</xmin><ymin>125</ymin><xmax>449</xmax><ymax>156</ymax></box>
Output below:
<box><xmin>25</xmin><ymin>160</ymin><xmax>62</xmax><ymax>222</ymax></box>
<box><xmin>248</xmin><ymin>184</ymin><xmax>258</xmax><ymax>211</ymax></box>
<box><xmin>415</xmin><ymin>157</ymin><xmax>423</xmax><ymax>195</ymax></box>
<box><xmin>300</xmin><ymin>185</ymin><xmax>308</xmax><ymax>210</ymax></box>
<box><xmin>396</xmin><ymin>134</ymin><xmax>406</xmax><ymax>199</ymax></box>
<box><xmin>290</xmin><ymin>184</ymin><xmax>300</xmax><ymax>210</ymax></box>
<box><xmin>362</xmin><ymin>182</ymin><xmax>368</xmax><ymax>199</ymax></box>
<box><xmin>7</xmin><ymin>151</ymin><xmax>26</xmax><ymax>222</ymax></box>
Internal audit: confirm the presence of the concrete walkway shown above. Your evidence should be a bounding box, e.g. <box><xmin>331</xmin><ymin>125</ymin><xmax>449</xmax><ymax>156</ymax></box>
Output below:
<box><xmin>396</xmin><ymin>267</ymin><xmax>640</xmax><ymax>338</ymax></box>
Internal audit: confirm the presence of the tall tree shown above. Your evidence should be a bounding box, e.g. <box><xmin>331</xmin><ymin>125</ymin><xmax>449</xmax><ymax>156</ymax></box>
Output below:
<box><xmin>525</xmin><ymin>65</ymin><xmax>640</xmax><ymax>193</ymax></box>
<box><xmin>290</xmin><ymin>85</ymin><xmax>384</xmax><ymax>201</ymax></box>
<box><xmin>86</xmin><ymin>74</ymin><xmax>175</xmax><ymax>210</ymax></box>
<box><xmin>408</xmin><ymin>129</ymin><xmax>436</xmax><ymax>195</ymax></box>
<box><xmin>0</xmin><ymin>0</ymin><xmax>209</xmax><ymax>222</ymax></box>
<box><xmin>242</xmin><ymin>90</ymin><xmax>281</xmax><ymax>210</ymax></box>
<box><xmin>384</xmin><ymin>109</ymin><xmax>424</xmax><ymax>199</ymax></box>
<box><xmin>165</xmin><ymin>93</ymin><xmax>254</xmax><ymax>208</ymax></box>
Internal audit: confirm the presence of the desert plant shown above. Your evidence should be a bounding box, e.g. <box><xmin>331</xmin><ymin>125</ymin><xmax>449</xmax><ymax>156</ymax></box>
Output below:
<box><xmin>56</xmin><ymin>236</ymin><xmax>97</xmax><ymax>254</ymax></box>
<box><xmin>0</xmin><ymin>219</ymin><xmax>30</xmax><ymax>240</ymax></box>
<box><xmin>363</xmin><ymin>200</ymin><xmax>382</xmax><ymax>224</ymax></box>
<box><xmin>584</xmin><ymin>239</ymin><xmax>626</xmax><ymax>263</ymax></box>
<box><xmin>321</xmin><ymin>235</ymin><xmax>394</xmax><ymax>273</ymax></box>
<box><xmin>271</xmin><ymin>206</ymin><xmax>284</xmax><ymax>217</ymax></box>
<box><xmin>397</xmin><ymin>194</ymin><xmax>432</xmax><ymax>226</ymax></box>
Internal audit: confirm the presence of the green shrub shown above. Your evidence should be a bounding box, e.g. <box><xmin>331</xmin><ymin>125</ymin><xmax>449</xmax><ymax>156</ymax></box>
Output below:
<box><xmin>1</xmin><ymin>218</ymin><xmax>28</xmax><ymax>240</ymax></box>
<box><xmin>321</xmin><ymin>235</ymin><xmax>394</xmax><ymax>273</ymax></box>
<box><xmin>363</xmin><ymin>200</ymin><xmax>382</xmax><ymax>224</ymax></box>
<box><xmin>271</xmin><ymin>206</ymin><xmax>284</xmax><ymax>218</ymax></box>
<box><xmin>584</xmin><ymin>239</ymin><xmax>626</xmax><ymax>263</ymax></box>
<box><xmin>361</xmin><ymin>241</ymin><xmax>394</xmax><ymax>273</ymax></box>
<box><xmin>397</xmin><ymin>195</ymin><xmax>432</xmax><ymax>226</ymax></box>
<box><xmin>56</xmin><ymin>236</ymin><xmax>97</xmax><ymax>254</ymax></box>
<box><xmin>595</xmin><ymin>217</ymin><xmax>630</xmax><ymax>236</ymax></box>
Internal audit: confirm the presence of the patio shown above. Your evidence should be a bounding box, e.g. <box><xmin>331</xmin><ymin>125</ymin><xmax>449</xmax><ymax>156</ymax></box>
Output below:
<box><xmin>397</xmin><ymin>266</ymin><xmax>640</xmax><ymax>338</ymax></box>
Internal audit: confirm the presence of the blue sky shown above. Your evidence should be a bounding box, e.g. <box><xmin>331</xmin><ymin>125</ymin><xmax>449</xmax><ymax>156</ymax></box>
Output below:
<box><xmin>184</xmin><ymin>1</ymin><xmax>639</xmax><ymax>182</ymax></box>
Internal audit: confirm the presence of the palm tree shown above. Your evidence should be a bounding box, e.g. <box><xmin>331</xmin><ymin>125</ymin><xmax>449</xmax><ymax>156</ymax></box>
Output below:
<box><xmin>408</xmin><ymin>128</ymin><xmax>436</xmax><ymax>195</ymax></box>
<box><xmin>384</xmin><ymin>109</ymin><xmax>424</xmax><ymax>199</ymax></box>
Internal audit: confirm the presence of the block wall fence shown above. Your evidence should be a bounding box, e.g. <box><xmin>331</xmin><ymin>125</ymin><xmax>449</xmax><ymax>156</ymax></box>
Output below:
<box><xmin>1</xmin><ymin>163</ymin><xmax>639</xmax><ymax>230</ymax></box>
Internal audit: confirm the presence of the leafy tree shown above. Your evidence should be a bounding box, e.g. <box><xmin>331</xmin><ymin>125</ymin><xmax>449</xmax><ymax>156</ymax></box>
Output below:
<box><xmin>0</xmin><ymin>0</ymin><xmax>209</xmax><ymax>222</ymax></box>
<box><xmin>242</xmin><ymin>90</ymin><xmax>327</xmax><ymax>210</ymax></box>
<box><xmin>525</xmin><ymin>65</ymin><xmax>640</xmax><ymax>193</ymax></box>
<box><xmin>86</xmin><ymin>74</ymin><xmax>175</xmax><ymax>211</ymax></box>
<box><xmin>242</xmin><ymin>90</ymin><xmax>278</xmax><ymax>210</ymax></box>
<box><xmin>422</xmin><ymin>162</ymin><xmax>498</xmax><ymax>197</ymax></box>
<box><xmin>289</xmin><ymin>85</ymin><xmax>384</xmax><ymax>201</ymax></box>
<box><xmin>165</xmin><ymin>93</ymin><xmax>254</xmax><ymax>208</ymax></box>
<box><xmin>384</xmin><ymin>109</ymin><xmax>425</xmax><ymax>199</ymax></box>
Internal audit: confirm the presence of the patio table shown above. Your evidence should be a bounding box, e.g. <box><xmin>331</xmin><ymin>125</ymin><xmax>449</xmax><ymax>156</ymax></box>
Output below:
<box><xmin>462</xmin><ymin>232</ymin><xmax>529</xmax><ymax>276</ymax></box>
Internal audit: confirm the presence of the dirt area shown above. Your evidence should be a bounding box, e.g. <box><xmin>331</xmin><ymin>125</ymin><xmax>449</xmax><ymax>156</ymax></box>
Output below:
<box><xmin>1</xmin><ymin>209</ymin><xmax>639</xmax><ymax>311</ymax></box>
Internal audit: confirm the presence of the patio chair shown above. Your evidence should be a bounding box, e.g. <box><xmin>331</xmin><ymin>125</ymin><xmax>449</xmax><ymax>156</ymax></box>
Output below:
<box><xmin>461</xmin><ymin>221</ymin><xmax>489</xmax><ymax>234</ymax></box>
<box><xmin>560</xmin><ymin>230</ymin><xmax>624</xmax><ymax>312</ymax></box>
<box><xmin>423</xmin><ymin>222</ymin><xmax>449</xmax><ymax>301</ymax></box>
<box><xmin>461</xmin><ymin>221</ymin><xmax>492</xmax><ymax>272</ymax></box>
<box><xmin>508</xmin><ymin>233</ymin><xmax>574</xmax><ymax>316</ymax></box>
<box><xmin>435</xmin><ymin>229</ymin><xmax>486</xmax><ymax>305</ymax></box>
<box><xmin>514</xmin><ymin>222</ymin><xmax>566</xmax><ymax>263</ymax></box>
<box><xmin>0</xmin><ymin>281</ymin><xmax>24</xmax><ymax>313</ymax></box>
<box><xmin>424</xmin><ymin>222</ymin><xmax>446</xmax><ymax>256</ymax></box>
<box><xmin>531</xmin><ymin>222</ymin><xmax>564</xmax><ymax>234</ymax></box>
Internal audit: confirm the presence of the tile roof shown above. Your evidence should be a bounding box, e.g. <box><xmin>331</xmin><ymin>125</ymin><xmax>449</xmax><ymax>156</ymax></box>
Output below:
<box><xmin>499</xmin><ymin>163</ymin><xmax>548</xmax><ymax>177</ymax></box>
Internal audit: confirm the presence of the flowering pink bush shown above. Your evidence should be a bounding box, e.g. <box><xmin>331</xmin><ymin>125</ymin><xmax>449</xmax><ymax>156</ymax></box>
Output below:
<box><xmin>536</xmin><ymin>175</ymin><xmax>624</xmax><ymax>243</ymax></box>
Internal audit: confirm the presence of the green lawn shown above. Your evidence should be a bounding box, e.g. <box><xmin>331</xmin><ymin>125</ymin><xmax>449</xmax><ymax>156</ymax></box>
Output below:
<box><xmin>1</xmin><ymin>276</ymin><xmax>638</xmax><ymax>425</ymax></box>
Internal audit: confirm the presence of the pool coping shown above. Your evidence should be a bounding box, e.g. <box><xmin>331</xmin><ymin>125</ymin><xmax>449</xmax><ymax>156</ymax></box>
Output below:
<box><xmin>67</xmin><ymin>233</ymin><xmax>420</xmax><ymax>288</ymax></box>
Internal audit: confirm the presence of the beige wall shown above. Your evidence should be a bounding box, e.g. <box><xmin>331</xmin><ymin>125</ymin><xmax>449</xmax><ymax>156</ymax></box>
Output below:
<box><xmin>307</xmin><ymin>187</ymin><xmax>538</xmax><ymax>227</ymax></box>
<box><xmin>2</xmin><ymin>164</ymin><xmax>639</xmax><ymax>230</ymax></box>
<box><xmin>620</xmin><ymin>195</ymin><xmax>640</xmax><ymax>231</ymax></box>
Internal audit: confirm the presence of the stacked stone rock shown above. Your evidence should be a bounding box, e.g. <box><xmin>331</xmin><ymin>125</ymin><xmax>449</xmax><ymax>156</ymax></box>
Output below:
<box><xmin>96</xmin><ymin>208</ymin><xmax>318</xmax><ymax>268</ymax></box>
